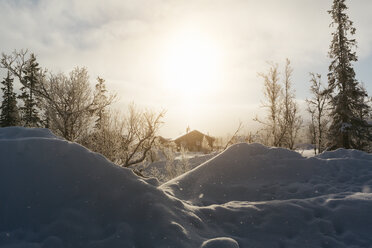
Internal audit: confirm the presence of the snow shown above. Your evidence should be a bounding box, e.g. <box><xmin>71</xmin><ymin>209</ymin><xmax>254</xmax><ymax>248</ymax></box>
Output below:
<box><xmin>295</xmin><ymin>143</ymin><xmax>316</xmax><ymax>158</ymax></box>
<box><xmin>162</xmin><ymin>143</ymin><xmax>372</xmax><ymax>205</ymax></box>
<box><xmin>1</xmin><ymin>128</ymin><xmax>372</xmax><ymax>247</ymax></box>
<box><xmin>300</xmin><ymin>148</ymin><xmax>316</xmax><ymax>157</ymax></box>
<box><xmin>0</xmin><ymin>127</ymin><xmax>200</xmax><ymax>247</ymax></box>
<box><xmin>142</xmin><ymin>152</ymin><xmax>217</xmax><ymax>183</ymax></box>
<box><xmin>201</xmin><ymin>237</ymin><xmax>239</xmax><ymax>248</ymax></box>
<box><xmin>0</xmin><ymin>126</ymin><xmax>58</xmax><ymax>140</ymax></box>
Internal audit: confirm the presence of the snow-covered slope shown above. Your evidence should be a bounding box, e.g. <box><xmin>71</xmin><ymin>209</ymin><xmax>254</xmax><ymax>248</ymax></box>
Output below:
<box><xmin>1</xmin><ymin>128</ymin><xmax>372</xmax><ymax>248</ymax></box>
<box><xmin>161</xmin><ymin>143</ymin><xmax>372</xmax><ymax>205</ymax></box>
<box><xmin>0</xmin><ymin>127</ymin><xmax>204</xmax><ymax>247</ymax></box>
<box><xmin>142</xmin><ymin>152</ymin><xmax>218</xmax><ymax>183</ymax></box>
<box><xmin>161</xmin><ymin>143</ymin><xmax>372</xmax><ymax>247</ymax></box>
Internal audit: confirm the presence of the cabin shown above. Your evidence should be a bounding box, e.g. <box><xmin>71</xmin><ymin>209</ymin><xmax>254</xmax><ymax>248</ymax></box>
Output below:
<box><xmin>174</xmin><ymin>130</ymin><xmax>215</xmax><ymax>152</ymax></box>
<box><xmin>157</xmin><ymin>136</ymin><xmax>172</xmax><ymax>146</ymax></box>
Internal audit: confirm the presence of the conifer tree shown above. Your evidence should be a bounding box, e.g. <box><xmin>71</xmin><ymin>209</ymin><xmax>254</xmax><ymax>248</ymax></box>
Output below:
<box><xmin>327</xmin><ymin>0</ymin><xmax>371</xmax><ymax>149</ymax></box>
<box><xmin>0</xmin><ymin>72</ymin><xmax>20</xmax><ymax>127</ymax></box>
<box><xmin>19</xmin><ymin>53</ymin><xmax>42</xmax><ymax>127</ymax></box>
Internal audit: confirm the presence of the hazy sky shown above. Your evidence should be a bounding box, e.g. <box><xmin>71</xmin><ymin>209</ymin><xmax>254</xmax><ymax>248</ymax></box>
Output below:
<box><xmin>0</xmin><ymin>0</ymin><xmax>371</xmax><ymax>138</ymax></box>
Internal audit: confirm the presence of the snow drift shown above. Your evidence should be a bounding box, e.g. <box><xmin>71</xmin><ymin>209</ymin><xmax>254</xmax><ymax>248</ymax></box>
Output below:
<box><xmin>161</xmin><ymin>143</ymin><xmax>372</xmax><ymax>205</ymax></box>
<box><xmin>161</xmin><ymin>143</ymin><xmax>372</xmax><ymax>247</ymax></box>
<box><xmin>1</xmin><ymin>128</ymin><xmax>372</xmax><ymax>248</ymax></box>
<box><xmin>0</xmin><ymin>127</ymin><xmax>204</xmax><ymax>247</ymax></box>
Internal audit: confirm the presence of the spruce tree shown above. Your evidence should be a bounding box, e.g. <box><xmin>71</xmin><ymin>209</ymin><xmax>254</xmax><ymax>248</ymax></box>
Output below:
<box><xmin>327</xmin><ymin>0</ymin><xmax>371</xmax><ymax>149</ymax></box>
<box><xmin>0</xmin><ymin>72</ymin><xmax>20</xmax><ymax>127</ymax></box>
<box><xmin>19</xmin><ymin>53</ymin><xmax>42</xmax><ymax>127</ymax></box>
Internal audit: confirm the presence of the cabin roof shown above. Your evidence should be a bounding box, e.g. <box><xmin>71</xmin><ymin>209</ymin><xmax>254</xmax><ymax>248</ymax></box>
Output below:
<box><xmin>174</xmin><ymin>130</ymin><xmax>214</xmax><ymax>142</ymax></box>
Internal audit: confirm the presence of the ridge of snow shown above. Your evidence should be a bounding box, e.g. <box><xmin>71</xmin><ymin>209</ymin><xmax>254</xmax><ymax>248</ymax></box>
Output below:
<box><xmin>0</xmin><ymin>126</ymin><xmax>58</xmax><ymax>140</ymax></box>
<box><xmin>1</xmin><ymin>128</ymin><xmax>372</xmax><ymax>247</ymax></box>
<box><xmin>0</xmin><ymin>127</ymin><xmax>204</xmax><ymax>247</ymax></box>
<box><xmin>161</xmin><ymin>143</ymin><xmax>372</xmax><ymax>205</ymax></box>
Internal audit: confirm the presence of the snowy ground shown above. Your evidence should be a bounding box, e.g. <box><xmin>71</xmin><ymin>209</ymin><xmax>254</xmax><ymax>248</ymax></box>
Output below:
<box><xmin>1</xmin><ymin>127</ymin><xmax>372</xmax><ymax>248</ymax></box>
<box><xmin>299</xmin><ymin>148</ymin><xmax>316</xmax><ymax>158</ymax></box>
<box><xmin>141</xmin><ymin>152</ymin><xmax>218</xmax><ymax>183</ymax></box>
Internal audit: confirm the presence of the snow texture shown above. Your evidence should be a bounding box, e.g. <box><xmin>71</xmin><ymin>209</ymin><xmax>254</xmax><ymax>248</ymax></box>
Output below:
<box><xmin>1</xmin><ymin>128</ymin><xmax>372</xmax><ymax>248</ymax></box>
<box><xmin>142</xmin><ymin>152</ymin><xmax>217</xmax><ymax>183</ymax></box>
<box><xmin>200</xmin><ymin>237</ymin><xmax>239</xmax><ymax>248</ymax></box>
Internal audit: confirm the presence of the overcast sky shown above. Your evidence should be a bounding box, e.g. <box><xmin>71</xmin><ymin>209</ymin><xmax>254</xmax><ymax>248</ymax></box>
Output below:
<box><xmin>0</xmin><ymin>0</ymin><xmax>371</xmax><ymax>137</ymax></box>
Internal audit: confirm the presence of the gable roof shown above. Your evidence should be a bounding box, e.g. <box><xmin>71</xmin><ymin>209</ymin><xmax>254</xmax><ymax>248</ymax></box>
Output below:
<box><xmin>174</xmin><ymin>130</ymin><xmax>214</xmax><ymax>143</ymax></box>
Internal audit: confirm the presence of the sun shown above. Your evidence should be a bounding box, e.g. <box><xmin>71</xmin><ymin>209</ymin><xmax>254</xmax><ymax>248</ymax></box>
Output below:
<box><xmin>162</xmin><ymin>30</ymin><xmax>221</xmax><ymax>97</ymax></box>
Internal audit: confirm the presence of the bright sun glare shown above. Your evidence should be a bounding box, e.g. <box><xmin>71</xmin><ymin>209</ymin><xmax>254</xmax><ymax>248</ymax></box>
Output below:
<box><xmin>162</xmin><ymin>30</ymin><xmax>220</xmax><ymax>98</ymax></box>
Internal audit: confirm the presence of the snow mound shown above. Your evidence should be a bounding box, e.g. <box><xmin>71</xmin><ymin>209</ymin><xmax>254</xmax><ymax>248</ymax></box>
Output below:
<box><xmin>161</xmin><ymin>143</ymin><xmax>372</xmax><ymax>205</ymax></box>
<box><xmin>0</xmin><ymin>126</ymin><xmax>58</xmax><ymax>140</ymax></box>
<box><xmin>2</xmin><ymin>129</ymin><xmax>372</xmax><ymax>247</ymax></box>
<box><xmin>0</xmin><ymin>127</ymin><xmax>203</xmax><ymax>247</ymax></box>
<box><xmin>316</xmin><ymin>148</ymin><xmax>372</xmax><ymax>160</ymax></box>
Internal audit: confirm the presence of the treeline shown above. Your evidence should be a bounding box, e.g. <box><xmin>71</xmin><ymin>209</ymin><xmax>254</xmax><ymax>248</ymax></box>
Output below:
<box><xmin>0</xmin><ymin>50</ymin><xmax>164</xmax><ymax>172</ymax></box>
<box><xmin>254</xmin><ymin>0</ymin><xmax>371</xmax><ymax>153</ymax></box>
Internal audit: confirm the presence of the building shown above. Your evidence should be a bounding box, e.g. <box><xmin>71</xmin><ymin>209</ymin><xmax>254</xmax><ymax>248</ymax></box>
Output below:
<box><xmin>174</xmin><ymin>130</ymin><xmax>215</xmax><ymax>152</ymax></box>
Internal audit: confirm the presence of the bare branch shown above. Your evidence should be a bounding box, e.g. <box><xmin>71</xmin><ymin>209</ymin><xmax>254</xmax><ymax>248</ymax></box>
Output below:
<box><xmin>223</xmin><ymin>121</ymin><xmax>243</xmax><ymax>150</ymax></box>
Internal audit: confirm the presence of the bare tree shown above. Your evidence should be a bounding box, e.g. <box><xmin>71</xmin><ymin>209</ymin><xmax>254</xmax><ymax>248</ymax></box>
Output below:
<box><xmin>120</xmin><ymin>104</ymin><xmax>165</xmax><ymax>168</ymax></box>
<box><xmin>83</xmin><ymin>104</ymin><xmax>165</xmax><ymax>169</ymax></box>
<box><xmin>244</xmin><ymin>131</ymin><xmax>258</xmax><ymax>143</ymax></box>
<box><xmin>255</xmin><ymin>62</ymin><xmax>286</xmax><ymax>147</ymax></box>
<box><xmin>1</xmin><ymin>51</ymin><xmax>114</xmax><ymax>139</ymax></box>
<box><xmin>282</xmin><ymin>59</ymin><xmax>302</xmax><ymax>149</ymax></box>
<box><xmin>178</xmin><ymin>145</ymin><xmax>190</xmax><ymax>174</ymax></box>
<box><xmin>1</xmin><ymin>50</ymin><xmax>29</xmax><ymax>85</ymax></box>
<box><xmin>223</xmin><ymin>121</ymin><xmax>243</xmax><ymax>150</ymax></box>
<box><xmin>163</xmin><ymin>143</ymin><xmax>177</xmax><ymax>180</ymax></box>
<box><xmin>306</xmin><ymin>73</ymin><xmax>330</xmax><ymax>153</ymax></box>
<box><xmin>92</xmin><ymin>77</ymin><xmax>116</xmax><ymax>130</ymax></box>
<box><xmin>81</xmin><ymin>110</ymin><xmax>124</xmax><ymax>162</ymax></box>
<box><xmin>43</xmin><ymin>69</ymin><xmax>92</xmax><ymax>140</ymax></box>
<box><xmin>2</xmin><ymin>50</ymin><xmax>167</xmax><ymax>169</ymax></box>
<box><xmin>307</xmin><ymin>107</ymin><xmax>318</xmax><ymax>154</ymax></box>
<box><xmin>255</xmin><ymin>60</ymin><xmax>302</xmax><ymax>149</ymax></box>
<box><xmin>39</xmin><ymin>68</ymin><xmax>113</xmax><ymax>141</ymax></box>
